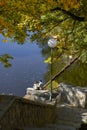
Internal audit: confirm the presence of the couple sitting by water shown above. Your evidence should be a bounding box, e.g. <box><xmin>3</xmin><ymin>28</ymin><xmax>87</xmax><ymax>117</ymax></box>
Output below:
<box><xmin>26</xmin><ymin>80</ymin><xmax>43</xmax><ymax>95</ymax></box>
<box><xmin>33</xmin><ymin>80</ymin><xmax>43</xmax><ymax>90</ymax></box>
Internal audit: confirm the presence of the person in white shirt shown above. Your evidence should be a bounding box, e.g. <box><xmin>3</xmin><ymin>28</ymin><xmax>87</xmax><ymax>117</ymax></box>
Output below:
<box><xmin>38</xmin><ymin>80</ymin><xmax>43</xmax><ymax>90</ymax></box>
<box><xmin>33</xmin><ymin>81</ymin><xmax>39</xmax><ymax>90</ymax></box>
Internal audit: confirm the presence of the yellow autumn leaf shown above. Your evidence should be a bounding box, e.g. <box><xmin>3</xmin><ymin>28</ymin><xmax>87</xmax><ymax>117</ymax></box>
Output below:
<box><xmin>44</xmin><ymin>57</ymin><xmax>51</xmax><ymax>64</ymax></box>
<box><xmin>60</xmin><ymin>0</ymin><xmax>79</xmax><ymax>10</ymax></box>
<box><xmin>2</xmin><ymin>39</ymin><xmax>8</xmax><ymax>43</ymax></box>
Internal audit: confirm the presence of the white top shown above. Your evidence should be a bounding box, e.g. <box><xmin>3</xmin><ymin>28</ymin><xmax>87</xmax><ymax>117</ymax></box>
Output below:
<box><xmin>38</xmin><ymin>81</ymin><xmax>43</xmax><ymax>89</ymax></box>
<box><xmin>33</xmin><ymin>83</ymin><xmax>39</xmax><ymax>90</ymax></box>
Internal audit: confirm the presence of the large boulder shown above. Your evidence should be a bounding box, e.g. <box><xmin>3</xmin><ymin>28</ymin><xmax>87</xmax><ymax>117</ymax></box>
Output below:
<box><xmin>59</xmin><ymin>83</ymin><xmax>87</xmax><ymax>108</ymax></box>
<box><xmin>24</xmin><ymin>88</ymin><xmax>60</xmax><ymax>104</ymax></box>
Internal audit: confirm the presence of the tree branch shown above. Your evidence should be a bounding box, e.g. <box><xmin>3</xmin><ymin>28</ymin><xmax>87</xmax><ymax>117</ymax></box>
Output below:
<box><xmin>51</xmin><ymin>7</ymin><xmax>85</xmax><ymax>22</ymax></box>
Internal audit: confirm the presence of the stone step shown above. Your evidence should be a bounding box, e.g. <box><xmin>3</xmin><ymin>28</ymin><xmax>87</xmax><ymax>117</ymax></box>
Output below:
<box><xmin>24</xmin><ymin>125</ymin><xmax>76</xmax><ymax>130</ymax></box>
<box><xmin>56</xmin><ymin>106</ymin><xmax>84</xmax><ymax>128</ymax></box>
<box><xmin>56</xmin><ymin>119</ymin><xmax>81</xmax><ymax>128</ymax></box>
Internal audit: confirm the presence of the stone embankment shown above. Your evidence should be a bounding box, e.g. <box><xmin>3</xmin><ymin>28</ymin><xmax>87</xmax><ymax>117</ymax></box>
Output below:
<box><xmin>1</xmin><ymin>83</ymin><xmax>87</xmax><ymax>130</ymax></box>
<box><xmin>24</xmin><ymin>83</ymin><xmax>87</xmax><ymax>130</ymax></box>
<box><xmin>0</xmin><ymin>95</ymin><xmax>56</xmax><ymax>130</ymax></box>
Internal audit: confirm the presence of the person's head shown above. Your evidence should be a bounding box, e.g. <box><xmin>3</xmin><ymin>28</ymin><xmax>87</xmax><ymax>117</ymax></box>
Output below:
<box><xmin>34</xmin><ymin>81</ymin><xmax>38</xmax><ymax>84</ymax></box>
<box><xmin>39</xmin><ymin>80</ymin><xmax>42</xmax><ymax>82</ymax></box>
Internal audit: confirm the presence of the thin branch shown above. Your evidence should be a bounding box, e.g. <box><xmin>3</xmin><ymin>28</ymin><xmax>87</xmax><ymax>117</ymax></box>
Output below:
<box><xmin>51</xmin><ymin>7</ymin><xmax>85</xmax><ymax>22</ymax></box>
<box><xmin>46</xmin><ymin>17</ymin><xmax>69</xmax><ymax>34</ymax></box>
<box><xmin>65</xmin><ymin>20</ymin><xmax>76</xmax><ymax>45</ymax></box>
<box><xmin>43</xmin><ymin>55</ymin><xmax>80</xmax><ymax>89</ymax></box>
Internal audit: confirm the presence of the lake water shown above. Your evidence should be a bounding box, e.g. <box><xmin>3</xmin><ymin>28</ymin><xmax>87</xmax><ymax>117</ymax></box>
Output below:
<box><xmin>0</xmin><ymin>34</ymin><xmax>87</xmax><ymax>97</ymax></box>
<box><xmin>0</xmin><ymin>35</ymin><xmax>47</xmax><ymax>96</ymax></box>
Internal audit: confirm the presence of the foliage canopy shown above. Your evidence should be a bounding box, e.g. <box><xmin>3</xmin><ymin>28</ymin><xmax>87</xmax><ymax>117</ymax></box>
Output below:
<box><xmin>0</xmin><ymin>0</ymin><xmax>87</xmax><ymax>64</ymax></box>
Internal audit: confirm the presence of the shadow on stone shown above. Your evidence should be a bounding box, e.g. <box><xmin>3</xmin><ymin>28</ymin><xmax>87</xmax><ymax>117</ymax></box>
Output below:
<box><xmin>79</xmin><ymin>123</ymin><xmax>87</xmax><ymax>130</ymax></box>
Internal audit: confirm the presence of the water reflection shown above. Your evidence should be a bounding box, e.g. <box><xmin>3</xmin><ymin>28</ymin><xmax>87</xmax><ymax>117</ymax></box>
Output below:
<box><xmin>0</xmin><ymin>34</ymin><xmax>87</xmax><ymax>96</ymax></box>
<box><xmin>0</xmin><ymin>35</ymin><xmax>47</xmax><ymax>96</ymax></box>
<box><xmin>56</xmin><ymin>61</ymin><xmax>87</xmax><ymax>87</ymax></box>
<box><xmin>43</xmin><ymin>54</ymin><xmax>87</xmax><ymax>87</ymax></box>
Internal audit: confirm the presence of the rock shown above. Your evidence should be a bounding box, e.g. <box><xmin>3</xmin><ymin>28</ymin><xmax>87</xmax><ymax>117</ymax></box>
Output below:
<box><xmin>24</xmin><ymin>89</ymin><xmax>60</xmax><ymax>104</ymax></box>
<box><xmin>59</xmin><ymin>83</ymin><xmax>87</xmax><ymax>108</ymax></box>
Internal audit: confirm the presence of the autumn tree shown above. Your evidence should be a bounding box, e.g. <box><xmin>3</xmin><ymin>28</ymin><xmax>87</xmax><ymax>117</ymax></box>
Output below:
<box><xmin>0</xmin><ymin>0</ymin><xmax>87</xmax><ymax>64</ymax></box>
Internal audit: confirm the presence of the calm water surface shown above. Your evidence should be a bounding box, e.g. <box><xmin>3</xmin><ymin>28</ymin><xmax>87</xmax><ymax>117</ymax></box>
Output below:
<box><xmin>0</xmin><ymin>35</ymin><xmax>47</xmax><ymax>96</ymax></box>
<box><xmin>0</xmin><ymin>35</ymin><xmax>87</xmax><ymax>97</ymax></box>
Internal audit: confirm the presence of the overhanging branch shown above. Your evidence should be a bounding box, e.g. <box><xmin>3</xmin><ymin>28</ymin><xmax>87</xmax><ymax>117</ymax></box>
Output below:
<box><xmin>51</xmin><ymin>7</ymin><xmax>85</xmax><ymax>22</ymax></box>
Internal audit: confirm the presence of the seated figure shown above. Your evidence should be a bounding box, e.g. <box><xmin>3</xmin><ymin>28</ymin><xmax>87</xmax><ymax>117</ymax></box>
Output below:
<box><xmin>33</xmin><ymin>81</ymin><xmax>39</xmax><ymax>90</ymax></box>
<box><xmin>38</xmin><ymin>80</ymin><xmax>43</xmax><ymax>90</ymax></box>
